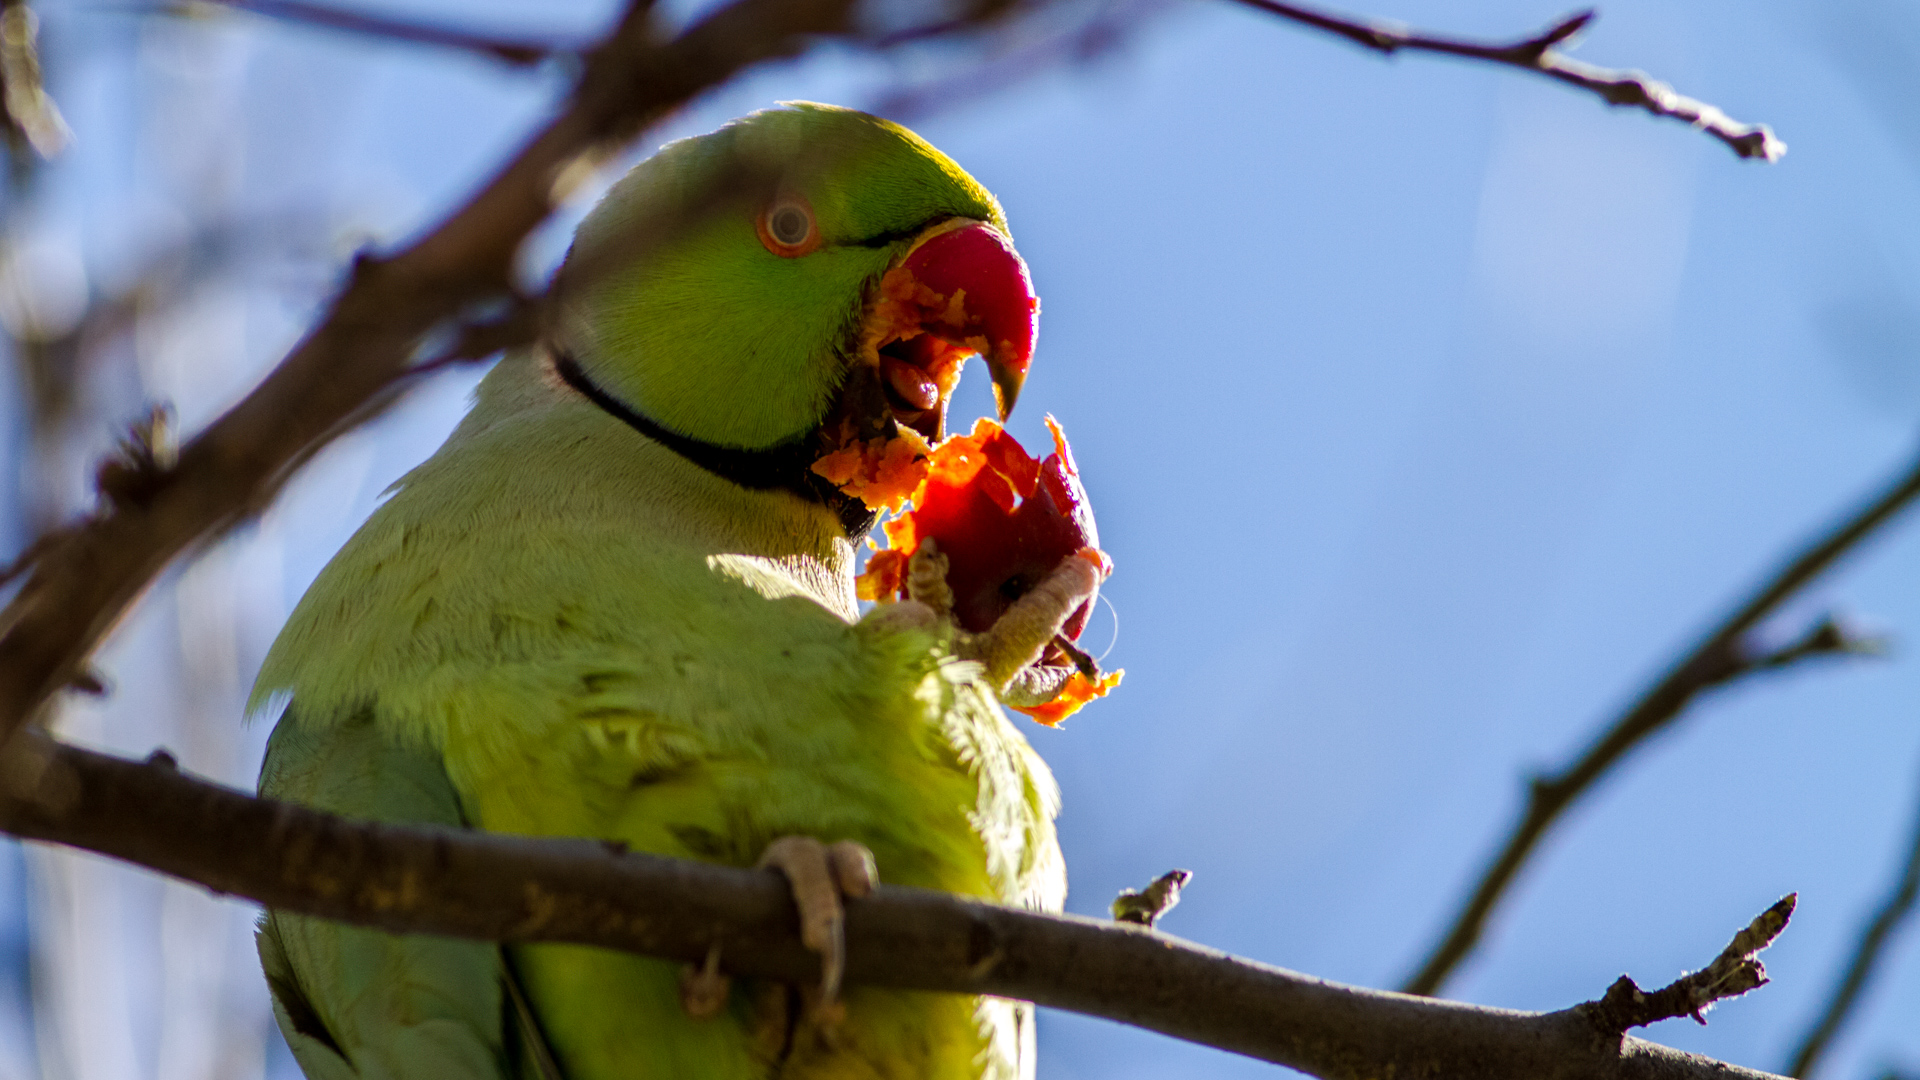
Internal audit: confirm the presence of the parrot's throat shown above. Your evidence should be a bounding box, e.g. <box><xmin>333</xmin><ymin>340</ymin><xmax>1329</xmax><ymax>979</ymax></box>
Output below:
<box><xmin>552</xmin><ymin>349</ymin><xmax>877</xmax><ymax>537</ymax></box>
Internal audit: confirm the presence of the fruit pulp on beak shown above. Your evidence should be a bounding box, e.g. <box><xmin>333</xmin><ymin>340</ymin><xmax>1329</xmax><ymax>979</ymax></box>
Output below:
<box><xmin>863</xmin><ymin>220</ymin><xmax>1039</xmax><ymax>441</ymax></box>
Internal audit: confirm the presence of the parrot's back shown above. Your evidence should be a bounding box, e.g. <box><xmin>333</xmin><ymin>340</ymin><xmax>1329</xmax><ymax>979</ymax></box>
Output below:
<box><xmin>255</xmin><ymin>350</ymin><xmax>1065</xmax><ymax>1080</ymax></box>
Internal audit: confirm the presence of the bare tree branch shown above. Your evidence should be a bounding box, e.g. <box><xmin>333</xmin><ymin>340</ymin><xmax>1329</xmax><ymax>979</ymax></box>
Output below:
<box><xmin>1227</xmin><ymin>2</ymin><xmax>1783</xmax><ymax>160</ymax></box>
<box><xmin>0</xmin><ymin>0</ymin><xmax>864</xmax><ymax>743</ymax></box>
<box><xmin>1404</xmin><ymin>446</ymin><xmax>1920</xmax><ymax>998</ymax></box>
<box><xmin>1584</xmin><ymin>895</ymin><xmax>1794</xmax><ymax>1030</ymax></box>
<box><xmin>0</xmin><ymin>731</ymin><xmax>1796</xmax><ymax>1080</ymax></box>
<box><xmin>181</xmin><ymin>0</ymin><xmax>581</xmax><ymax>68</ymax></box>
<box><xmin>1785</xmin><ymin>763</ymin><xmax>1920</xmax><ymax>1077</ymax></box>
<box><xmin>875</xmin><ymin>2</ymin><xmax>1779</xmax><ymax>156</ymax></box>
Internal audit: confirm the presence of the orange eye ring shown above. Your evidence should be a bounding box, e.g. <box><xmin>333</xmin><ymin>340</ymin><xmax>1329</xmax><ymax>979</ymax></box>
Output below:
<box><xmin>757</xmin><ymin>195</ymin><xmax>821</xmax><ymax>258</ymax></box>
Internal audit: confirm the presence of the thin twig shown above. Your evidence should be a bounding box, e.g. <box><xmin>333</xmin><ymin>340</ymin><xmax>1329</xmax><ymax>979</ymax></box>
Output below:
<box><xmin>1111</xmin><ymin>868</ymin><xmax>1190</xmax><ymax>926</ymax></box>
<box><xmin>1404</xmin><ymin>447</ymin><xmax>1920</xmax><ymax>997</ymax></box>
<box><xmin>178</xmin><ymin>0</ymin><xmax>581</xmax><ymax>67</ymax></box>
<box><xmin>1228</xmin><ymin>1</ymin><xmax>1783</xmax><ymax>161</ymax></box>
<box><xmin>870</xmin><ymin>0</ymin><xmax>1159</xmax><ymax>120</ymax></box>
<box><xmin>1785</xmin><ymin>765</ymin><xmax>1920</xmax><ymax>1077</ymax></box>
<box><xmin>1582</xmin><ymin>895</ymin><xmax>1795</xmax><ymax>1031</ymax></box>
<box><xmin>0</xmin><ymin>732</ymin><xmax>1791</xmax><ymax>1080</ymax></box>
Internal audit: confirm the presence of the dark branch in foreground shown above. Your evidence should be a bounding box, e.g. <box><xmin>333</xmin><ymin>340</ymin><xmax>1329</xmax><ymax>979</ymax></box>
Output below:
<box><xmin>185</xmin><ymin>0</ymin><xmax>583</xmax><ymax>67</ymax></box>
<box><xmin>0</xmin><ymin>733</ymin><xmax>1791</xmax><ymax>1080</ymax></box>
<box><xmin>1404</xmin><ymin>446</ymin><xmax>1920</xmax><ymax>997</ymax></box>
<box><xmin>1785</xmin><ymin>761</ymin><xmax>1920</xmax><ymax>1077</ymax></box>
<box><xmin>0</xmin><ymin>0</ymin><xmax>864</xmax><ymax>745</ymax></box>
<box><xmin>1229</xmin><ymin>1</ymin><xmax>1783</xmax><ymax>160</ymax></box>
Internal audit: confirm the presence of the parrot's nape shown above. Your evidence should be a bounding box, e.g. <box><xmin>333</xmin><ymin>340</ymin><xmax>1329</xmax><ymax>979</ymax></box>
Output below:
<box><xmin>253</xmin><ymin>102</ymin><xmax>1111</xmax><ymax>1080</ymax></box>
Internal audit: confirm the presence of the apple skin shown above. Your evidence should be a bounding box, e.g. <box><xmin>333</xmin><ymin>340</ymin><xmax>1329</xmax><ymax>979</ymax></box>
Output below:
<box><xmin>878</xmin><ymin>416</ymin><xmax>1099</xmax><ymax>640</ymax></box>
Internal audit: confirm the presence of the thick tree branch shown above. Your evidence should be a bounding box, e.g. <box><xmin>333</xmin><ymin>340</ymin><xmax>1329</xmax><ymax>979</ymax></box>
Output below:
<box><xmin>1229</xmin><ymin>2</ymin><xmax>1782</xmax><ymax>160</ymax></box>
<box><xmin>1785</xmin><ymin>762</ymin><xmax>1920</xmax><ymax>1077</ymax></box>
<box><xmin>1404</xmin><ymin>447</ymin><xmax>1920</xmax><ymax>998</ymax></box>
<box><xmin>0</xmin><ymin>732</ymin><xmax>1792</xmax><ymax>1080</ymax></box>
<box><xmin>0</xmin><ymin>0</ymin><xmax>860</xmax><ymax>744</ymax></box>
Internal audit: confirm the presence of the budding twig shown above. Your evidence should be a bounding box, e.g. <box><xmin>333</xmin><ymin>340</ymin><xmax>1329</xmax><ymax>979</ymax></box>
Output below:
<box><xmin>1112</xmin><ymin>869</ymin><xmax>1191</xmax><ymax>927</ymax></box>
<box><xmin>1581</xmin><ymin>895</ymin><xmax>1795</xmax><ymax>1032</ymax></box>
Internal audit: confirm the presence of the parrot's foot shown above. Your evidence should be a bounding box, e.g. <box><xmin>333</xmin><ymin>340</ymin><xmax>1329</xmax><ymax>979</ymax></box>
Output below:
<box><xmin>1000</xmin><ymin>662</ymin><xmax>1078</xmax><ymax>708</ymax></box>
<box><xmin>680</xmin><ymin>944</ymin><xmax>729</xmax><ymax>1020</ymax></box>
<box><xmin>758</xmin><ymin>836</ymin><xmax>877</xmax><ymax>1020</ymax></box>
<box><xmin>859</xmin><ymin>597</ymin><xmax>939</xmax><ymax>635</ymax></box>
<box><xmin>905</xmin><ymin>539</ymin><xmax>954</xmax><ymax>618</ymax></box>
<box><xmin>955</xmin><ymin>548</ymin><xmax>1107</xmax><ymax>689</ymax></box>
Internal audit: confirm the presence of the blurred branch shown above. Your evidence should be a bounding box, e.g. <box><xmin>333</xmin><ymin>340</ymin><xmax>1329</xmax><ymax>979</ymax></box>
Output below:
<box><xmin>1404</xmin><ymin>446</ymin><xmax>1920</xmax><ymax>998</ymax></box>
<box><xmin>1747</xmin><ymin>615</ymin><xmax>1888</xmax><ymax>675</ymax></box>
<box><xmin>871</xmin><ymin>0</ymin><xmax>1158</xmax><ymax>120</ymax></box>
<box><xmin>1229</xmin><ymin>2</ymin><xmax>1783</xmax><ymax>160</ymax></box>
<box><xmin>1785</xmin><ymin>763</ymin><xmax>1920</xmax><ymax>1077</ymax></box>
<box><xmin>0</xmin><ymin>732</ymin><xmax>1795</xmax><ymax>1080</ymax></box>
<box><xmin>181</xmin><ymin>0</ymin><xmax>581</xmax><ymax>68</ymax></box>
<box><xmin>6</xmin><ymin>214</ymin><xmax>321</xmax><ymax>460</ymax></box>
<box><xmin>0</xmin><ymin>0</ymin><xmax>870</xmax><ymax>742</ymax></box>
<box><xmin>0</xmin><ymin>0</ymin><xmax>68</xmax><ymax>168</ymax></box>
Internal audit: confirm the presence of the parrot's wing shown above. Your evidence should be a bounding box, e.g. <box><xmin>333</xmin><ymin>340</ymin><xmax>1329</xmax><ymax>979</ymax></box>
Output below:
<box><xmin>257</xmin><ymin>706</ymin><xmax>559</xmax><ymax>1080</ymax></box>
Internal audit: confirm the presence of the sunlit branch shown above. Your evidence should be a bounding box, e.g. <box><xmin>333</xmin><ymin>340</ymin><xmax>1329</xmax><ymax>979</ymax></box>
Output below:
<box><xmin>0</xmin><ymin>732</ymin><xmax>1793</xmax><ymax>1080</ymax></box>
<box><xmin>1403</xmin><ymin>445</ymin><xmax>1920</xmax><ymax>998</ymax></box>
<box><xmin>1585</xmin><ymin>895</ymin><xmax>1794</xmax><ymax>1030</ymax></box>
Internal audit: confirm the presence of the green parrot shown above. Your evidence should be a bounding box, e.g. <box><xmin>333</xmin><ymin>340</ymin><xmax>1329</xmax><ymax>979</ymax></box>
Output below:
<box><xmin>251</xmin><ymin>102</ymin><xmax>1102</xmax><ymax>1080</ymax></box>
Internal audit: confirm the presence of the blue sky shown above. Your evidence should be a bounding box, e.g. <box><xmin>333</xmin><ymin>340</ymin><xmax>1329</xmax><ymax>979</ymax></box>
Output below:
<box><xmin>9</xmin><ymin>0</ymin><xmax>1920</xmax><ymax>1077</ymax></box>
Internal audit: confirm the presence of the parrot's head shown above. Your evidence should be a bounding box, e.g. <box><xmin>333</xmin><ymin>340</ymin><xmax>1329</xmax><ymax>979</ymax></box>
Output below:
<box><xmin>549</xmin><ymin>102</ymin><xmax>1037</xmax><ymax>528</ymax></box>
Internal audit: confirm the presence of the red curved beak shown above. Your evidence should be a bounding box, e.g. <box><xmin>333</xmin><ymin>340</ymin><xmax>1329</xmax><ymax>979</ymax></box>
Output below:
<box><xmin>899</xmin><ymin>221</ymin><xmax>1038</xmax><ymax>420</ymax></box>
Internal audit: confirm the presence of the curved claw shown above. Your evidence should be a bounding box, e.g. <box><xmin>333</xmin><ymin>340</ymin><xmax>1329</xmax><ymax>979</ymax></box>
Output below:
<box><xmin>758</xmin><ymin>836</ymin><xmax>878</xmax><ymax>1016</ymax></box>
<box><xmin>679</xmin><ymin>944</ymin><xmax>729</xmax><ymax>1020</ymax></box>
<box><xmin>950</xmin><ymin>547</ymin><xmax>1106</xmax><ymax>690</ymax></box>
<box><xmin>1000</xmin><ymin>663</ymin><xmax>1078</xmax><ymax>708</ymax></box>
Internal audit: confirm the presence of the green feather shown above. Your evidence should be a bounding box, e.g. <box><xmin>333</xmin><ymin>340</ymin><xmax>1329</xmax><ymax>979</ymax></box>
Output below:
<box><xmin>556</xmin><ymin>101</ymin><xmax>1006</xmax><ymax>449</ymax></box>
<box><xmin>255</xmin><ymin>103</ymin><xmax>1063</xmax><ymax>1080</ymax></box>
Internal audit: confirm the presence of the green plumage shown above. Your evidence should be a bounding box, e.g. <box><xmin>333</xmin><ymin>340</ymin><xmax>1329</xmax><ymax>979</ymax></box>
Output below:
<box><xmin>253</xmin><ymin>104</ymin><xmax>1064</xmax><ymax>1080</ymax></box>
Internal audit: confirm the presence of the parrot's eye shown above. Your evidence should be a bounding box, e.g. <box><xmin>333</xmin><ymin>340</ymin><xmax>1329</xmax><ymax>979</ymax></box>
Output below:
<box><xmin>758</xmin><ymin>197</ymin><xmax>820</xmax><ymax>257</ymax></box>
